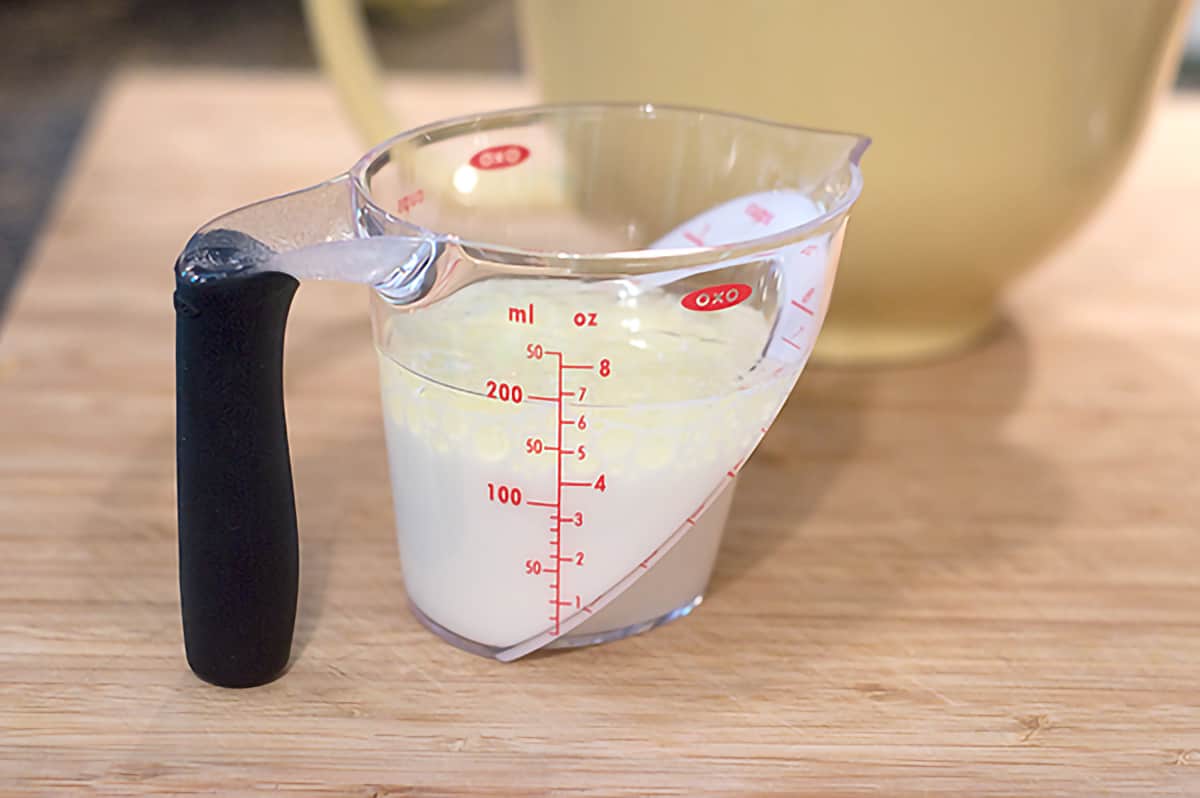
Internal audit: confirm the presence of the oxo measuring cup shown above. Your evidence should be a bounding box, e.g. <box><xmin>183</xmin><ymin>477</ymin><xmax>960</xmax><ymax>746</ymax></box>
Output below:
<box><xmin>174</xmin><ymin>104</ymin><xmax>867</xmax><ymax>687</ymax></box>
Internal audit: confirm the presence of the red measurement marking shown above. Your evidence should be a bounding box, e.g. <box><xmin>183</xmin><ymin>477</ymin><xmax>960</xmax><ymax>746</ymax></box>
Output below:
<box><xmin>526</xmin><ymin>394</ymin><xmax>557</xmax><ymax>402</ymax></box>
<box><xmin>801</xmin><ymin>244</ymin><xmax>819</xmax><ymax>256</ymax></box>
<box><xmin>535</xmin><ymin>346</ymin><xmax>598</xmax><ymax>638</ymax></box>
<box><xmin>782</xmin><ymin>337</ymin><xmax>804</xmax><ymax>350</ymax></box>
<box><xmin>486</xmin><ymin>380</ymin><xmax>523</xmax><ymax>403</ymax></box>
<box><xmin>552</xmin><ymin>350</ymin><xmax>564</xmax><ymax>635</ymax></box>
<box><xmin>572</xmin><ymin>312</ymin><xmax>598</xmax><ymax>328</ymax></box>
<box><xmin>745</xmin><ymin>202</ymin><xmax>774</xmax><ymax>225</ymax></box>
<box><xmin>507</xmin><ymin>303</ymin><xmax>535</xmax><ymax>324</ymax></box>
<box><xmin>760</xmin><ymin>427</ymin><xmax>767</xmax><ymax>433</ymax></box>
<box><xmin>582</xmin><ymin>606</ymin><xmax>593</xmax><ymax>614</ymax></box>
<box><xmin>396</xmin><ymin>188</ymin><xmax>424</xmax><ymax>215</ymax></box>
<box><xmin>685</xmin><ymin>518</ymin><xmax>696</xmax><ymax>526</ymax></box>
<box><xmin>681</xmin><ymin>222</ymin><xmax>711</xmax><ymax>247</ymax></box>
<box><xmin>638</xmin><ymin>562</ymin><xmax>649</xmax><ymax>569</ymax></box>
<box><xmin>726</xmin><ymin>470</ymin><xmax>737</xmax><ymax>478</ymax></box>
<box><xmin>470</xmin><ymin>144</ymin><xmax>530</xmax><ymax>170</ymax></box>
<box><xmin>790</xmin><ymin>299</ymin><xmax>815</xmax><ymax>316</ymax></box>
<box><xmin>802</xmin><ymin>287</ymin><xmax>816</xmax><ymax>304</ymax></box>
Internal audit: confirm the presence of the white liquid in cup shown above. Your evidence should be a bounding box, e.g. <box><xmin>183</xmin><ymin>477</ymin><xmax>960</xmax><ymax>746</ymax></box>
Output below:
<box><xmin>374</xmin><ymin>190</ymin><xmax>833</xmax><ymax>654</ymax></box>
<box><xmin>562</xmin><ymin>478</ymin><xmax>736</xmax><ymax>641</ymax></box>
<box><xmin>376</xmin><ymin>281</ymin><xmax>801</xmax><ymax>652</ymax></box>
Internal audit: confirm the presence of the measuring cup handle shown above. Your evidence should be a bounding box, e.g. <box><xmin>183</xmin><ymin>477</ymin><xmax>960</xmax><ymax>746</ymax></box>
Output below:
<box><xmin>174</xmin><ymin>267</ymin><xmax>300</xmax><ymax>688</ymax></box>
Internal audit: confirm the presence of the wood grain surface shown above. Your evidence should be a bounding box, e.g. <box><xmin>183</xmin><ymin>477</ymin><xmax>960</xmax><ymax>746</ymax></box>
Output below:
<box><xmin>1</xmin><ymin>69</ymin><xmax>1198</xmax><ymax>797</ymax></box>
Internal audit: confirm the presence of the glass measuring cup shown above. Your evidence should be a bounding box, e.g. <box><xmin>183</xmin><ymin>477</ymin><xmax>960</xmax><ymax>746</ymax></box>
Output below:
<box><xmin>174</xmin><ymin>104</ymin><xmax>867</xmax><ymax>687</ymax></box>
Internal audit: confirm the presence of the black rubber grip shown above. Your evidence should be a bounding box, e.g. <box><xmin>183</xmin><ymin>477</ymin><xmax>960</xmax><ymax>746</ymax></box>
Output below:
<box><xmin>175</xmin><ymin>266</ymin><xmax>300</xmax><ymax>688</ymax></box>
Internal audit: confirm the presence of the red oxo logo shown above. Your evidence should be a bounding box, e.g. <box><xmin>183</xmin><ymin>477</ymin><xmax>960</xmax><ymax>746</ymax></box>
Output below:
<box><xmin>469</xmin><ymin>144</ymin><xmax>530</xmax><ymax>170</ymax></box>
<box><xmin>681</xmin><ymin>283</ymin><xmax>753</xmax><ymax>312</ymax></box>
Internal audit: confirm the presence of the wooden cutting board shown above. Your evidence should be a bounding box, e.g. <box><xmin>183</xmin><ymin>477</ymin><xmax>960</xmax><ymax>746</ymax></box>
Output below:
<box><xmin>1</xmin><ymin>69</ymin><xmax>1198</xmax><ymax>797</ymax></box>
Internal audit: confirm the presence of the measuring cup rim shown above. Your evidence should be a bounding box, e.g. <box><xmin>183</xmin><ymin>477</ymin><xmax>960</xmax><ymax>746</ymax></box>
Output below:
<box><xmin>350</xmin><ymin>102</ymin><xmax>868</xmax><ymax>272</ymax></box>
